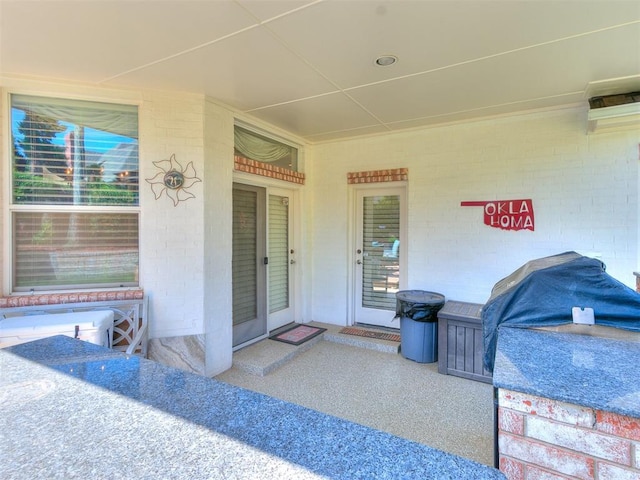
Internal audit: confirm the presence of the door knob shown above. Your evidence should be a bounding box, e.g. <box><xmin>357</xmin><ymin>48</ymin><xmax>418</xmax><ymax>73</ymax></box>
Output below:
<box><xmin>356</xmin><ymin>260</ymin><xmax>362</xmax><ymax>264</ymax></box>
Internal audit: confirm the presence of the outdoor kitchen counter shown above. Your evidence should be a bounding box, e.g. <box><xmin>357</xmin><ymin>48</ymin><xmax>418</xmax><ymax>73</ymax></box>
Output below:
<box><xmin>493</xmin><ymin>326</ymin><xmax>640</xmax><ymax>419</ymax></box>
<box><xmin>1</xmin><ymin>336</ymin><xmax>505</xmax><ymax>480</ymax></box>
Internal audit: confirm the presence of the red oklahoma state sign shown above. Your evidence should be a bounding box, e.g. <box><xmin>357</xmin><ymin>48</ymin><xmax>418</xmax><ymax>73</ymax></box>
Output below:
<box><xmin>461</xmin><ymin>199</ymin><xmax>534</xmax><ymax>231</ymax></box>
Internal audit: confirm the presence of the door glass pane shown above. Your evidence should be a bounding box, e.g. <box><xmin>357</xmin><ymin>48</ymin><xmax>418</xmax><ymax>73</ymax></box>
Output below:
<box><xmin>269</xmin><ymin>195</ymin><xmax>289</xmax><ymax>313</ymax></box>
<box><xmin>232</xmin><ymin>189</ymin><xmax>257</xmax><ymax>326</ymax></box>
<box><xmin>362</xmin><ymin>195</ymin><xmax>400</xmax><ymax>310</ymax></box>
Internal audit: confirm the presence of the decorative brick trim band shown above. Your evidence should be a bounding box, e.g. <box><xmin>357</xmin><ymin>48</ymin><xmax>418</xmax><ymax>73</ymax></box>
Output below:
<box><xmin>0</xmin><ymin>289</ymin><xmax>144</xmax><ymax>309</ymax></box>
<box><xmin>347</xmin><ymin>168</ymin><xmax>408</xmax><ymax>184</ymax></box>
<box><xmin>234</xmin><ymin>156</ymin><xmax>305</xmax><ymax>185</ymax></box>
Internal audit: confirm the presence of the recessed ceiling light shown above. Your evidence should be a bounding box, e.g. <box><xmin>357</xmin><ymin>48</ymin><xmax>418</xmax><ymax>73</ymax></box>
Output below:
<box><xmin>375</xmin><ymin>55</ymin><xmax>397</xmax><ymax>67</ymax></box>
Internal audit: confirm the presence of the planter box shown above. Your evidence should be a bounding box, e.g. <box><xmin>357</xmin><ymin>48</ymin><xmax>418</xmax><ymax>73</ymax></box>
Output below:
<box><xmin>437</xmin><ymin>301</ymin><xmax>492</xmax><ymax>383</ymax></box>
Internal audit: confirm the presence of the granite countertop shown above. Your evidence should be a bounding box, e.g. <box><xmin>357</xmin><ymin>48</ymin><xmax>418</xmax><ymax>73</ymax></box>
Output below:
<box><xmin>1</xmin><ymin>335</ymin><xmax>505</xmax><ymax>479</ymax></box>
<box><xmin>493</xmin><ymin>327</ymin><xmax>640</xmax><ymax>418</ymax></box>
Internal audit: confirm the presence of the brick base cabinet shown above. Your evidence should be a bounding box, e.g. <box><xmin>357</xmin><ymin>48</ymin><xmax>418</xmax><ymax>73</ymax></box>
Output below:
<box><xmin>498</xmin><ymin>389</ymin><xmax>640</xmax><ymax>480</ymax></box>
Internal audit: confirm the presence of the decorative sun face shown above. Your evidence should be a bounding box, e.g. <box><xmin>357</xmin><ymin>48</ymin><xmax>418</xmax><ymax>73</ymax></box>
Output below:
<box><xmin>146</xmin><ymin>154</ymin><xmax>201</xmax><ymax>206</ymax></box>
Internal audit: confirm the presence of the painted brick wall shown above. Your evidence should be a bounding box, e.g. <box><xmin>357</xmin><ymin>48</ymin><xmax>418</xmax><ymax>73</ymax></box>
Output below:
<box><xmin>138</xmin><ymin>89</ymin><xmax>207</xmax><ymax>340</ymax></box>
<box><xmin>308</xmin><ymin>107</ymin><xmax>639</xmax><ymax>324</ymax></box>
<box><xmin>498</xmin><ymin>388</ymin><xmax>640</xmax><ymax>480</ymax></box>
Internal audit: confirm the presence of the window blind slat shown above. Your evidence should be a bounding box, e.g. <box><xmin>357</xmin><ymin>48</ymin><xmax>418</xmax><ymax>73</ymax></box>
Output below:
<box><xmin>13</xmin><ymin>212</ymin><xmax>139</xmax><ymax>290</ymax></box>
<box><xmin>232</xmin><ymin>189</ymin><xmax>258</xmax><ymax>325</ymax></box>
<box><xmin>269</xmin><ymin>195</ymin><xmax>289</xmax><ymax>313</ymax></box>
<box><xmin>362</xmin><ymin>195</ymin><xmax>400</xmax><ymax>310</ymax></box>
<box><xmin>10</xmin><ymin>94</ymin><xmax>140</xmax><ymax>291</ymax></box>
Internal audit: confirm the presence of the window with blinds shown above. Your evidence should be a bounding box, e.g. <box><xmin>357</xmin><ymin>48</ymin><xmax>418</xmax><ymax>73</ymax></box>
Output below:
<box><xmin>362</xmin><ymin>195</ymin><xmax>400</xmax><ymax>310</ymax></box>
<box><xmin>10</xmin><ymin>94</ymin><xmax>139</xmax><ymax>291</ymax></box>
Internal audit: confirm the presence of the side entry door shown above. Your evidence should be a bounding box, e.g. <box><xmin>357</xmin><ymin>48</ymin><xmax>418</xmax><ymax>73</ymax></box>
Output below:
<box><xmin>354</xmin><ymin>187</ymin><xmax>406</xmax><ymax>328</ymax></box>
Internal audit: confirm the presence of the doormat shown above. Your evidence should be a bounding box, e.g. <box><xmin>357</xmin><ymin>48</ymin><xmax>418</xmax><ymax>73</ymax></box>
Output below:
<box><xmin>339</xmin><ymin>327</ymin><xmax>401</xmax><ymax>343</ymax></box>
<box><xmin>269</xmin><ymin>325</ymin><xmax>327</xmax><ymax>346</ymax></box>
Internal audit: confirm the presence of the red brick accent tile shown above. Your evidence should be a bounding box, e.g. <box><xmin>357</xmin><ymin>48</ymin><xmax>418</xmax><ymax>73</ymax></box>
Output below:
<box><xmin>499</xmin><ymin>390</ymin><xmax>595</xmax><ymax>427</ymax></box>
<box><xmin>500</xmin><ymin>456</ymin><xmax>525</xmax><ymax>480</ymax></box>
<box><xmin>596</xmin><ymin>411</ymin><xmax>640</xmax><ymax>442</ymax></box>
<box><xmin>347</xmin><ymin>168</ymin><xmax>408</xmax><ymax>184</ymax></box>
<box><xmin>234</xmin><ymin>156</ymin><xmax>305</xmax><ymax>185</ymax></box>
<box><xmin>0</xmin><ymin>290</ymin><xmax>144</xmax><ymax>308</ymax></box>
<box><xmin>527</xmin><ymin>416</ymin><xmax>632</xmax><ymax>464</ymax></box>
<box><xmin>500</xmin><ymin>407</ymin><xmax>525</xmax><ymax>435</ymax></box>
<box><xmin>499</xmin><ymin>433</ymin><xmax>595</xmax><ymax>480</ymax></box>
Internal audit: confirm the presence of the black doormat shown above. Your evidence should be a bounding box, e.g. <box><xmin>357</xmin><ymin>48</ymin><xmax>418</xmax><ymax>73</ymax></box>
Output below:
<box><xmin>269</xmin><ymin>324</ymin><xmax>327</xmax><ymax>346</ymax></box>
<box><xmin>339</xmin><ymin>327</ymin><xmax>401</xmax><ymax>343</ymax></box>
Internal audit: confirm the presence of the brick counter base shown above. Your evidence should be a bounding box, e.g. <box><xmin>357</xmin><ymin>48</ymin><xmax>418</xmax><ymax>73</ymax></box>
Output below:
<box><xmin>498</xmin><ymin>389</ymin><xmax>639</xmax><ymax>480</ymax></box>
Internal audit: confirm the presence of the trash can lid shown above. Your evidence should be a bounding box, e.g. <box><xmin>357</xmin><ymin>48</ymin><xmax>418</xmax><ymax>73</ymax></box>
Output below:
<box><xmin>396</xmin><ymin>290</ymin><xmax>445</xmax><ymax>304</ymax></box>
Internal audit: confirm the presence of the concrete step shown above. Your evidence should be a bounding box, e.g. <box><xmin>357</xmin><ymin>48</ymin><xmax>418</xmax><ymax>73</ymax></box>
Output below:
<box><xmin>232</xmin><ymin>322</ymin><xmax>400</xmax><ymax>376</ymax></box>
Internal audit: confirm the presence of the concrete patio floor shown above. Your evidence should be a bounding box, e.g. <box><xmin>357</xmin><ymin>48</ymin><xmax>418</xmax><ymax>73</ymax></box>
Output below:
<box><xmin>216</xmin><ymin>322</ymin><xmax>495</xmax><ymax>466</ymax></box>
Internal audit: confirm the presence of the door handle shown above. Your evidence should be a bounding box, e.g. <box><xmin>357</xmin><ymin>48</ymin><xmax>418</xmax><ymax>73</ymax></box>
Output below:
<box><xmin>356</xmin><ymin>259</ymin><xmax>362</xmax><ymax>264</ymax></box>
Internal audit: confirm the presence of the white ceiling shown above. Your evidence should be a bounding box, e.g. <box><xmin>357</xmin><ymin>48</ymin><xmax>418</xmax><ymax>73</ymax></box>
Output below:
<box><xmin>1</xmin><ymin>0</ymin><xmax>639</xmax><ymax>143</ymax></box>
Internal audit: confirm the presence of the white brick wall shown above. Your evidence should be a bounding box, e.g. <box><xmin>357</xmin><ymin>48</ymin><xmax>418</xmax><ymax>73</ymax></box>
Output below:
<box><xmin>202</xmin><ymin>98</ymin><xmax>235</xmax><ymax>376</ymax></box>
<box><xmin>138</xmin><ymin>89</ymin><xmax>206</xmax><ymax>339</ymax></box>
<box><xmin>308</xmin><ymin>107</ymin><xmax>639</xmax><ymax>324</ymax></box>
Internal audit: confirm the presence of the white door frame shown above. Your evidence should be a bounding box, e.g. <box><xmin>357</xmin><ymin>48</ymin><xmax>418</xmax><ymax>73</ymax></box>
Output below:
<box><xmin>233</xmin><ymin>172</ymin><xmax>301</xmax><ymax>334</ymax></box>
<box><xmin>348</xmin><ymin>182</ymin><xmax>407</xmax><ymax>328</ymax></box>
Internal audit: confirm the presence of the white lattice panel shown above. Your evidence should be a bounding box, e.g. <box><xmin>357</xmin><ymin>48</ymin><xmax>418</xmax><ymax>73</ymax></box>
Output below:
<box><xmin>0</xmin><ymin>297</ymin><xmax>149</xmax><ymax>357</ymax></box>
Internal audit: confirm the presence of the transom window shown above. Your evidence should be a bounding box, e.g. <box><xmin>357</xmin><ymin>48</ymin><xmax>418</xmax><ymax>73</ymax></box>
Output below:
<box><xmin>234</xmin><ymin>125</ymin><xmax>298</xmax><ymax>171</ymax></box>
<box><xmin>9</xmin><ymin>94</ymin><xmax>139</xmax><ymax>292</ymax></box>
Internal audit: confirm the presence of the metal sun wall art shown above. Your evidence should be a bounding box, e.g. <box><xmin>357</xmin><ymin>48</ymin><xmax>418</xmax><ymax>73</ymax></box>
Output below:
<box><xmin>146</xmin><ymin>154</ymin><xmax>201</xmax><ymax>206</ymax></box>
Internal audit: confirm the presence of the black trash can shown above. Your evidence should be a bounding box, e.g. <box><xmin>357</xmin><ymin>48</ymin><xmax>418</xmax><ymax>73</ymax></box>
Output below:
<box><xmin>396</xmin><ymin>290</ymin><xmax>445</xmax><ymax>363</ymax></box>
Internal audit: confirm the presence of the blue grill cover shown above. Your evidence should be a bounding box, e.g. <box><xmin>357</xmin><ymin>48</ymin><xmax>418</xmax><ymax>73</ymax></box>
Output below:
<box><xmin>482</xmin><ymin>252</ymin><xmax>640</xmax><ymax>372</ymax></box>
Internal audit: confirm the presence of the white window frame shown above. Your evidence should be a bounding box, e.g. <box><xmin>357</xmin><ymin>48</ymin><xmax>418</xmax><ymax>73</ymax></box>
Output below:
<box><xmin>3</xmin><ymin>89</ymin><xmax>142</xmax><ymax>294</ymax></box>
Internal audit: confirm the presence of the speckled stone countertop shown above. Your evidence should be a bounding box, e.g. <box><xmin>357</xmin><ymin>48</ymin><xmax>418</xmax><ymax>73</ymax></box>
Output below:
<box><xmin>1</xmin><ymin>336</ymin><xmax>505</xmax><ymax>479</ymax></box>
<box><xmin>493</xmin><ymin>327</ymin><xmax>640</xmax><ymax>418</ymax></box>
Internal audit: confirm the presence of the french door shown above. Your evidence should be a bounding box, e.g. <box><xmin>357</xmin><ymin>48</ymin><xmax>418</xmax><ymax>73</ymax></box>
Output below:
<box><xmin>232</xmin><ymin>184</ymin><xmax>266</xmax><ymax>347</ymax></box>
<box><xmin>232</xmin><ymin>183</ymin><xmax>295</xmax><ymax>347</ymax></box>
<box><xmin>354</xmin><ymin>186</ymin><xmax>406</xmax><ymax>328</ymax></box>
